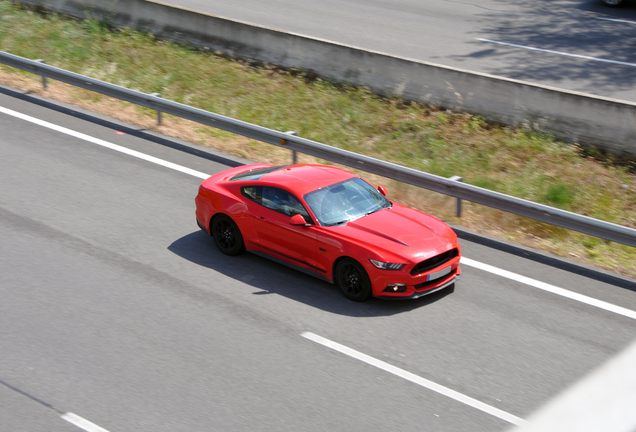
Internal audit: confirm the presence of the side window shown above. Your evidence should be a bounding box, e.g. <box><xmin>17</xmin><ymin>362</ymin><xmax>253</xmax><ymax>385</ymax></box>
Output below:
<box><xmin>262</xmin><ymin>187</ymin><xmax>312</xmax><ymax>222</ymax></box>
<box><xmin>241</xmin><ymin>186</ymin><xmax>263</xmax><ymax>204</ymax></box>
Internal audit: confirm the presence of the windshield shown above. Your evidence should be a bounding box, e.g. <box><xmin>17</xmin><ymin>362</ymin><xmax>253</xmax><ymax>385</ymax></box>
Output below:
<box><xmin>304</xmin><ymin>177</ymin><xmax>391</xmax><ymax>226</ymax></box>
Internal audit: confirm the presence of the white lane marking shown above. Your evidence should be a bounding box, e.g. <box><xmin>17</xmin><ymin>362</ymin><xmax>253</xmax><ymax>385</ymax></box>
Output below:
<box><xmin>0</xmin><ymin>106</ymin><xmax>210</xmax><ymax>179</ymax></box>
<box><xmin>461</xmin><ymin>257</ymin><xmax>636</xmax><ymax>320</ymax></box>
<box><xmin>595</xmin><ymin>16</ymin><xmax>636</xmax><ymax>25</ymax></box>
<box><xmin>61</xmin><ymin>413</ymin><xmax>111</xmax><ymax>432</ymax></box>
<box><xmin>506</xmin><ymin>338</ymin><xmax>636</xmax><ymax>432</ymax></box>
<box><xmin>302</xmin><ymin>331</ymin><xmax>527</xmax><ymax>426</ymax></box>
<box><xmin>2</xmin><ymin>104</ymin><xmax>635</xmax><ymax>320</ymax></box>
<box><xmin>477</xmin><ymin>38</ymin><xmax>636</xmax><ymax>68</ymax></box>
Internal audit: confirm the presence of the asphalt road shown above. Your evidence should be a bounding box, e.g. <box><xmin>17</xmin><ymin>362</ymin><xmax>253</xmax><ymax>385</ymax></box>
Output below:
<box><xmin>1</xmin><ymin>86</ymin><xmax>636</xmax><ymax>432</ymax></box>
<box><xmin>165</xmin><ymin>0</ymin><xmax>636</xmax><ymax>102</ymax></box>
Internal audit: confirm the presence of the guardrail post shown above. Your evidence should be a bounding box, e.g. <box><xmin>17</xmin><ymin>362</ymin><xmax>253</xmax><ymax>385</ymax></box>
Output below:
<box><xmin>34</xmin><ymin>59</ymin><xmax>46</xmax><ymax>89</ymax></box>
<box><xmin>282</xmin><ymin>131</ymin><xmax>298</xmax><ymax>163</ymax></box>
<box><xmin>2</xmin><ymin>50</ymin><xmax>636</xmax><ymax>246</ymax></box>
<box><xmin>150</xmin><ymin>93</ymin><xmax>162</xmax><ymax>125</ymax></box>
<box><xmin>449</xmin><ymin>176</ymin><xmax>464</xmax><ymax>217</ymax></box>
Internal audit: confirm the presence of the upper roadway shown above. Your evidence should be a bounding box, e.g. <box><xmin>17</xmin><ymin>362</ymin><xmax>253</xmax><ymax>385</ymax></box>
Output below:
<box><xmin>1</xmin><ymin>84</ymin><xmax>635</xmax><ymax>431</ymax></box>
<box><xmin>164</xmin><ymin>0</ymin><xmax>636</xmax><ymax>102</ymax></box>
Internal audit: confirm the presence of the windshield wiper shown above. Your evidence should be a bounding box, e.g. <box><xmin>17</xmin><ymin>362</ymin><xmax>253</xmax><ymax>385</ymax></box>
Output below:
<box><xmin>365</xmin><ymin>201</ymin><xmax>392</xmax><ymax>217</ymax></box>
<box><xmin>365</xmin><ymin>207</ymin><xmax>384</xmax><ymax>216</ymax></box>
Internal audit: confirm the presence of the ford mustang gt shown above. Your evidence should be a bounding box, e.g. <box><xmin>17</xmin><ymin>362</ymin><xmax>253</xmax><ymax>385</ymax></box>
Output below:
<box><xmin>195</xmin><ymin>164</ymin><xmax>461</xmax><ymax>301</ymax></box>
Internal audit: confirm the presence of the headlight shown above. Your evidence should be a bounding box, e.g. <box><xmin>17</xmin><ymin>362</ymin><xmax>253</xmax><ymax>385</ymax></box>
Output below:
<box><xmin>369</xmin><ymin>259</ymin><xmax>405</xmax><ymax>270</ymax></box>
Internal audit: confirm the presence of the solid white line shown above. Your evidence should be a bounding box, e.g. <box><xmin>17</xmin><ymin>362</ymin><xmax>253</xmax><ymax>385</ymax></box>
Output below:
<box><xmin>595</xmin><ymin>16</ymin><xmax>636</xmax><ymax>25</ymax></box>
<box><xmin>461</xmin><ymin>257</ymin><xmax>636</xmax><ymax>320</ymax></box>
<box><xmin>301</xmin><ymin>331</ymin><xmax>527</xmax><ymax>426</ymax></box>
<box><xmin>477</xmin><ymin>38</ymin><xmax>636</xmax><ymax>68</ymax></box>
<box><xmin>2</xmin><ymin>104</ymin><xmax>635</xmax><ymax>320</ymax></box>
<box><xmin>0</xmin><ymin>106</ymin><xmax>210</xmax><ymax>179</ymax></box>
<box><xmin>61</xmin><ymin>413</ymin><xmax>111</xmax><ymax>432</ymax></box>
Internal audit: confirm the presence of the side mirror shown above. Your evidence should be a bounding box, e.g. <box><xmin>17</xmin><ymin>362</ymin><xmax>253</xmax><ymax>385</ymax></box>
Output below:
<box><xmin>290</xmin><ymin>214</ymin><xmax>310</xmax><ymax>226</ymax></box>
<box><xmin>378</xmin><ymin>185</ymin><xmax>387</xmax><ymax>196</ymax></box>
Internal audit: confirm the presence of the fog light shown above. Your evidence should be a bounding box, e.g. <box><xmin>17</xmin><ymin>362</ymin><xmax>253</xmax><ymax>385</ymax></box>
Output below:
<box><xmin>383</xmin><ymin>284</ymin><xmax>407</xmax><ymax>293</ymax></box>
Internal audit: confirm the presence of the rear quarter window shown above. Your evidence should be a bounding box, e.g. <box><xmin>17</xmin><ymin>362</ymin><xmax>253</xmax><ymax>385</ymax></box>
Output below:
<box><xmin>241</xmin><ymin>186</ymin><xmax>263</xmax><ymax>204</ymax></box>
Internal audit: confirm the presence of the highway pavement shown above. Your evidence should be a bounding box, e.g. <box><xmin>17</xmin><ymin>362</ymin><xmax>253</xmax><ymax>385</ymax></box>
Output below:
<box><xmin>1</xmin><ymin>87</ymin><xmax>636</xmax><ymax>431</ymax></box>
<box><xmin>165</xmin><ymin>0</ymin><xmax>636</xmax><ymax>102</ymax></box>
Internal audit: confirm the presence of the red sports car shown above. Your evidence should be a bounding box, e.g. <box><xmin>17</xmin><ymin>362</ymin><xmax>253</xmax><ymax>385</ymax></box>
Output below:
<box><xmin>195</xmin><ymin>164</ymin><xmax>461</xmax><ymax>301</ymax></box>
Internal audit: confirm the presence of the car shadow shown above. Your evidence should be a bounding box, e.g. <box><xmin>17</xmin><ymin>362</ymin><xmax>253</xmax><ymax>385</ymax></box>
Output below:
<box><xmin>167</xmin><ymin>230</ymin><xmax>455</xmax><ymax>317</ymax></box>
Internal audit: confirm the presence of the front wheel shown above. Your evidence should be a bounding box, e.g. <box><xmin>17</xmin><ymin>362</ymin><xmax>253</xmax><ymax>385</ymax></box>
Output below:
<box><xmin>335</xmin><ymin>258</ymin><xmax>372</xmax><ymax>301</ymax></box>
<box><xmin>211</xmin><ymin>214</ymin><xmax>245</xmax><ymax>256</ymax></box>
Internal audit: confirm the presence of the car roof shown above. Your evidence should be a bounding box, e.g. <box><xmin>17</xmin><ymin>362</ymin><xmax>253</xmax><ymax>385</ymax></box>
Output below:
<box><xmin>257</xmin><ymin>164</ymin><xmax>357</xmax><ymax>196</ymax></box>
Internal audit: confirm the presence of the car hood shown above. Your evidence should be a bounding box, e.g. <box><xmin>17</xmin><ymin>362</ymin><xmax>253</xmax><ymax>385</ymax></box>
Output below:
<box><xmin>336</xmin><ymin>204</ymin><xmax>457</xmax><ymax>261</ymax></box>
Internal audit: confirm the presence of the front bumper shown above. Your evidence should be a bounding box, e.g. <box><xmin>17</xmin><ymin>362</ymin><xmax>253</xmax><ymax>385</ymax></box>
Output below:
<box><xmin>370</xmin><ymin>261</ymin><xmax>461</xmax><ymax>299</ymax></box>
<box><xmin>373</xmin><ymin>273</ymin><xmax>460</xmax><ymax>300</ymax></box>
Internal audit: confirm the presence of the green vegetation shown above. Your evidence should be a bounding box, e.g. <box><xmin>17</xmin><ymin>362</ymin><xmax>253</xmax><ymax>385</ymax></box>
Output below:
<box><xmin>1</xmin><ymin>1</ymin><xmax>635</xmax><ymax>276</ymax></box>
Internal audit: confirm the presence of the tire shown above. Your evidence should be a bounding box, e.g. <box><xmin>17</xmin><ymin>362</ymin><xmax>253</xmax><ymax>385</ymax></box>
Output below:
<box><xmin>211</xmin><ymin>214</ymin><xmax>245</xmax><ymax>256</ymax></box>
<box><xmin>335</xmin><ymin>258</ymin><xmax>372</xmax><ymax>302</ymax></box>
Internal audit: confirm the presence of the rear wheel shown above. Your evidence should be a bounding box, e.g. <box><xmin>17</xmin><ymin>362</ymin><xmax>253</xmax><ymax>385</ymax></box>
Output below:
<box><xmin>335</xmin><ymin>258</ymin><xmax>372</xmax><ymax>301</ymax></box>
<box><xmin>212</xmin><ymin>214</ymin><xmax>245</xmax><ymax>256</ymax></box>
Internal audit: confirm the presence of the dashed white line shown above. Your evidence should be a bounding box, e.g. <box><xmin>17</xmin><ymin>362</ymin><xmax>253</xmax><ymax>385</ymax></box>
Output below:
<box><xmin>302</xmin><ymin>331</ymin><xmax>527</xmax><ymax>426</ymax></box>
<box><xmin>2</xmin><ymin>104</ymin><xmax>635</xmax><ymax>321</ymax></box>
<box><xmin>61</xmin><ymin>413</ymin><xmax>111</xmax><ymax>432</ymax></box>
<box><xmin>461</xmin><ymin>257</ymin><xmax>636</xmax><ymax>320</ymax></box>
<box><xmin>477</xmin><ymin>38</ymin><xmax>636</xmax><ymax>68</ymax></box>
<box><xmin>506</xmin><ymin>338</ymin><xmax>636</xmax><ymax>432</ymax></box>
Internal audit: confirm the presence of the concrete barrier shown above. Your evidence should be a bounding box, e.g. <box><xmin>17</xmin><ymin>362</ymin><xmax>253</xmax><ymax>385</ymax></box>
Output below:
<box><xmin>16</xmin><ymin>0</ymin><xmax>636</xmax><ymax>156</ymax></box>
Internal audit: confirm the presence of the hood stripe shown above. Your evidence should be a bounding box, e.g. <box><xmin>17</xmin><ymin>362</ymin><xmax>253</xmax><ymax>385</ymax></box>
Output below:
<box><xmin>350</xmin><ymin>224</ymin><xmax>410</xmax><ymax>247</ymax></box>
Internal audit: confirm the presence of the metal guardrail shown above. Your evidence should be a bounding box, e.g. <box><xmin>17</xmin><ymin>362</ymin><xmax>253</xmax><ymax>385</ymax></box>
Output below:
<box><xmin>2</xmin><ymin>50</ymin><xmax>636</xmax><ymax>247</ymax></box>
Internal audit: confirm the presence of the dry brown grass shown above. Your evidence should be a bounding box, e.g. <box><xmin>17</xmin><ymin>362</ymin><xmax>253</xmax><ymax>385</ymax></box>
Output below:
<box><xmin>3</xmin><ymin>71</ymin><xmax>635</xmax><ymax>277</ymax></box>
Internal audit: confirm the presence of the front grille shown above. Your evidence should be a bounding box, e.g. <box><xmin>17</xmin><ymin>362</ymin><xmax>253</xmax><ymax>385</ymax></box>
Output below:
<box><xmin>410</xmin><ymin>248</ymin><xmax>458</xmax><ymax>276</ymax></box>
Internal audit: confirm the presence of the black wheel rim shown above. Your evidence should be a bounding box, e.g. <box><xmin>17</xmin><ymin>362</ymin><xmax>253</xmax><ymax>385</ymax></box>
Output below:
<box><xmin>215</xmin><ymin>220</ymin><xmax>236</xmax><ymax>251</ymax></box>
<box><xmin>341</xmin><ymin>263</ymin><xmax>365</xmax><ymax>296</ymax></box>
